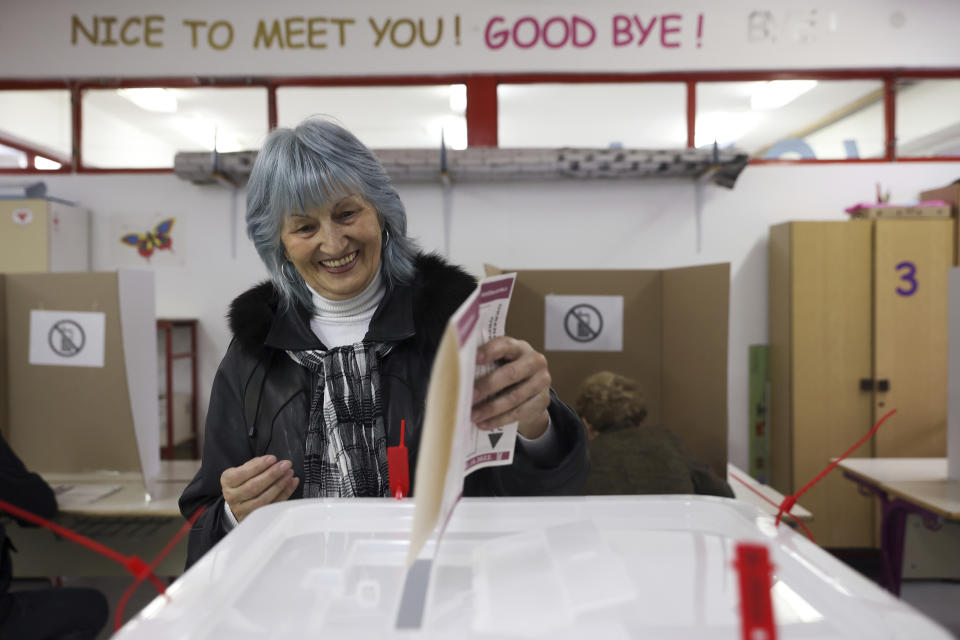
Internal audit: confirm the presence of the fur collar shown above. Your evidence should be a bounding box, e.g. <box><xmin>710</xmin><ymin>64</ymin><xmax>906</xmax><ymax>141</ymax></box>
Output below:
<box><xmin>228</xmin><ymin>252</ymin><xmax>476</xmax><ymax>351</ymax></box>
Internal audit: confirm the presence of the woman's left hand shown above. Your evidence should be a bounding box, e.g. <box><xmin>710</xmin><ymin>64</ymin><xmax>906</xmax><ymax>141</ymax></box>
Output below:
<box><xmin>472</xmin><ymin>336</ymin><xmax>551</xmax><ymax>439</ymax></box>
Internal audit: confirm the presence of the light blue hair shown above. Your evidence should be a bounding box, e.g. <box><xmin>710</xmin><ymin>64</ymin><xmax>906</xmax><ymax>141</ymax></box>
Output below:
<box><xmin>246</xmin><ymin>118</ymin><xmax>419</xmax><ymax>311</ymax></box>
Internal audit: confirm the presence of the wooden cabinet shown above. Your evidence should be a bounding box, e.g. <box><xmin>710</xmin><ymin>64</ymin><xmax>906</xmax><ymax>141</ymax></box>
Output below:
<box><xmin>0</xmin><ymin>199</ymin><xmax>89</xmax><ymax>273</ymax></box>
<box><xmin>769</xmin><ymin>219</ymin><xmax>952</xmax><ymax>547</ymax></box>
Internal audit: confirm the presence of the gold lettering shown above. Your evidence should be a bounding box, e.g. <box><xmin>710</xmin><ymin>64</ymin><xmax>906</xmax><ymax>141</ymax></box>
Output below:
<box><xmin>144</xmin><ymin>15</ymin><xmax>164</xmax><ymax>47</ymax></box>
<box><xmin>208</xmin><ymin>20</ymin><xmax>233</xmax><ymax>50</ymax></box>
<box><xmin>390</xmin><ymin>18</ymin><xmax>416</xmax><ymax>48</ymax></box>
<box><xmin>330</xmin><ymin>18</ymin><xmax>355</xmax><ymax>46</ymax></box>
<box><xmin>119</xmin><ymin>16</ymin><xmax>142</xmax><ymax>45</ymax></box>
<box><xmin>369</xmin><ymin>17</ymin><xmax>390</xmax><ymax>47</ymax></box>
<box><xmin>100</xmin><ymin>16</ymin><xmax>119</xmax><ymax>46</ymax></box>
<box><xmin>71</xmin><ymin>15</ymin><xmax>98</xmax><ymax>45</ymax></box>
<box><xmin>254</xmin><ymin>19</ymin><xmax>284</xmax><ymax>48</ymax></box>
<box><xmin>307</xmin><ymin>17</ymin><xmax>328</xmax><ymax>49</ymax></box>
<box><xmin>285</xmin><ymin>17</ymin><xmax>305</xmax><ymax>49</ymax></box>
<box><xmin>183</xmin><ymin>19</ymin><xmax>205</xmax><ymax>48</ymax></box>
<box><xmin>419</xmin><ymin>17</ymin><xmax>442</xmax><ymax>46</ymax></box>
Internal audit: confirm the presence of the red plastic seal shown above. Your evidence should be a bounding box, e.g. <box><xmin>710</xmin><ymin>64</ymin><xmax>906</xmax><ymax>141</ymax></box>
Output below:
<box><xmin>734</xmin><ymin>542</ymin><xmax>777</xmax><ymax>640</ymax></box>
<box><xmin>388</xmin><ymin>419</ymin><xmax>410</xmax><ymax>499</ymax></box>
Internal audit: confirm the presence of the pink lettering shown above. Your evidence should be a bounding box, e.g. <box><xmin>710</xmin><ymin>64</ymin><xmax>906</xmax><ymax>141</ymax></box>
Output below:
<box><xmin>612</xmin><ymin>14</ymin><xmax>632</xmax><ymax>47</ymax></box>
<box><xmin>661</xmin><ymin>13</ymin><xmax>682</xmax><ymax>47</ymax></box>
<box><xmin>542</xmin><ymin>16</ymin><xmax>569</xmax><ymax>48</ymax></box>
<box><xmin>482</xmin><ymin>15</ymin><xmax>597</xmax><ymax>50</ymax></box>
<box><xmin>572</xmin><ymin>15</ymin><xmax>596</xmax><ymax>47</ymax></box>
<box><xmin>512</xmin><ymin>16</ymin><xmax>540</xmax><ymax>49</ymax></box>
<box><xmin>634</xmin><ymin>16</ymin><xmax>656</xmax><ymax>46</ymax></box>
<box><xmin>484</xmin><ymin>16</ymin><xmax>508</xmax><ymax>49</ymax></box>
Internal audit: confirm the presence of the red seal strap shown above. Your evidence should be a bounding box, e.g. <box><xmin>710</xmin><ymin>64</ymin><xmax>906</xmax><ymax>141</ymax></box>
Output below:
<box><xmin>388</xmin><ymin>419</ymin><xmax>410</xmax><ymax>499</ymax></box>
<box><xmin>734</xmin><ymin>542</ymin><xmax>777</xmax><ymax>640</ymax></box>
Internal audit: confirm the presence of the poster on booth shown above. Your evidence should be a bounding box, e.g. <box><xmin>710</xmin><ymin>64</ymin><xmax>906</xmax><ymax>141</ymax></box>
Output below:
<box><xmin>544</xmin><ymin>294</ymin><xmax>624</xmax><ymax>352</ymax></box>
<box><xmin>408</xmin><ymin>272</ymin><xmax>518</xmax><ymax>566</ymax></box>
<box><xmin>29</xmin><ymin>310</ymin><xmax>106</xmax><ymax>368</ymax></box>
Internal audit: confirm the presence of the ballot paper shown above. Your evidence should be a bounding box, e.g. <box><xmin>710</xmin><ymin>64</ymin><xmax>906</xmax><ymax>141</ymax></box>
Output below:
<box><xmin>407</xmin><ymin>273</ymin><xmax>518</xmax><ymax>566</ymax></box>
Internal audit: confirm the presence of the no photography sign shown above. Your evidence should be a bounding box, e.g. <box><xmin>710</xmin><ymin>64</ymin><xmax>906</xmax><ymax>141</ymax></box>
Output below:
<box><xmin>29</xmin><ymin>310</ymin><xmax>106</xmax><ymax>367</ymax></box>
<box><xmin>545</xmin><ymin>295</ymin><xmax>623</xmax><ymax>352</ymax></box>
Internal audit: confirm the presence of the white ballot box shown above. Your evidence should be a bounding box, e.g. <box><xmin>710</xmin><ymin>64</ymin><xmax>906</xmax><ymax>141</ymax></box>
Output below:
<box><xmin>115</xmin><ymin>497</ymin><xmax>952</xmax><ymax>640</ymax></box>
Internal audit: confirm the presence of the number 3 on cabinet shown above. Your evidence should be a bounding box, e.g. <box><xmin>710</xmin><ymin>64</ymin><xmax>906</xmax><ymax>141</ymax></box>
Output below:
<box><xmin>895</xmin><ymin>261</ymin><xmax>918</xmax><ymax>297</ymax></box>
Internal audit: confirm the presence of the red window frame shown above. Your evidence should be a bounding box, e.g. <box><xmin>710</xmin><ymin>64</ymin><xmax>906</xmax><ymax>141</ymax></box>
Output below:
<box><xmin>0</xmin><ymin>68</ymin><xmax>958</xmax><ymax>174</ymax></box>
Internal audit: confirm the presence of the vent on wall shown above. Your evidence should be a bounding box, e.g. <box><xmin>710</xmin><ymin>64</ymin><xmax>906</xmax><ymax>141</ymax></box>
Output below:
<box><xmin>174</xmin><ymin>146</ymin><xmax>749</xmax><ymax>189</ymax></box>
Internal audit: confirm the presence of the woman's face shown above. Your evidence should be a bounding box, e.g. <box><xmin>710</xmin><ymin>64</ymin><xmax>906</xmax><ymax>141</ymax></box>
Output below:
<box><xmin>280</xmin><ymin>194</ymin><xmax>383</xmax><ymax>301</ymax></box>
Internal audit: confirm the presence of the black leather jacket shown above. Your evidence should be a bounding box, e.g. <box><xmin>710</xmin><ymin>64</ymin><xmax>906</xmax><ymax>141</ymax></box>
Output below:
<box><xmin>179</xmin><ymin>253</ymin><xmax>589</xmax><ymax>568</ymax></box>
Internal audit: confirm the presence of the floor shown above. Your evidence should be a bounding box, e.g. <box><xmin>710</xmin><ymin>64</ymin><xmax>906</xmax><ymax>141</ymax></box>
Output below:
<box><xmin>831</xmin><ymin>548</ymin><xmax>960</xmax><ymax>638</ymax></box>
<box><xmin>900</xmin><ymin>581</ymin><xmax>960</xmax><ymax>638</ymax></box>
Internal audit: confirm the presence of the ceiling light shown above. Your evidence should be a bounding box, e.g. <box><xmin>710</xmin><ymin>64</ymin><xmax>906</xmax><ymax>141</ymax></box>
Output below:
<box><xmin>34</xmin><ymin>156</ymin><xmax>62</xmax><ymax>170</ymax></box>
<box><xmin>449</xmin><ymin>84</ymin><xmax>467</xmax><ymax>115</ymax></box>
<box><xmin>750</xmin><ymin>80</ymin><xmax>818</xmax><ymax>111</ymax></box>
<box><xmin>118</xmin><ymin>88</ymin><xmax>178</xmax><ymax>113</ymax></box>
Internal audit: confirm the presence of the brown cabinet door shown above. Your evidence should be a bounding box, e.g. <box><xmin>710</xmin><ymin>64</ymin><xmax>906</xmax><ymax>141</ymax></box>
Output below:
<box><xmin>791</xmin><ymin>221</ymin><xmax>874</xmax><ymax>547</ymax></box>
<box><xmin>873</xmin><ymin>219</ymin><xmax>952</xmax><ymax>458</ymax></box>
<box><xmin>0</xmin><ymin>200</ymin><xmax>49</xmax><ymax>273</ymax></box>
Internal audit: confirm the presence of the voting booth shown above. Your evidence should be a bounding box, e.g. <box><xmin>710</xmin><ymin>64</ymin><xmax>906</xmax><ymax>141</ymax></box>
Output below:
<box><xmin>0</xmin><ymin>271</ymin><xmax>160</xmax><ymax>496</ymax></box>
<box><xmin>486</xmin><ymin>263</ymin><xmax>730</xmax><ymax>477</ymax></box>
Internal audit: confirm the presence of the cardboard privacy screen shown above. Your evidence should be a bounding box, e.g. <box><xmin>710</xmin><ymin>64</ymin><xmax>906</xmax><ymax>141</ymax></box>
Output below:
<box><xmin>485</xmin><ymin>263</ymin><xmax>730</xmax><ymax>477</ymax></box>
<box><xmin>0</xmin><ymin>271</ymin><xmax>160</xmax><ymax>493</ymax></box>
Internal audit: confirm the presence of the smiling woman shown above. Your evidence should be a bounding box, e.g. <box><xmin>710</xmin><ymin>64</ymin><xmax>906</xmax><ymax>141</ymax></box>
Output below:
<box><xmin>178</xmin><ymin>117</ymin><xmax>589</xmax><ymax>568</ymax></box>
<box><xmin>280</xmin><ymin>195</ymin><xmax>383</xmax><ymax>300</ymax></box>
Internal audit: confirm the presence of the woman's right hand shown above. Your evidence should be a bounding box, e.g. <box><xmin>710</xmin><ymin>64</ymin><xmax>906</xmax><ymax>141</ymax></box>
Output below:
<box><xmin>220</xmin><ymin>455</ymin><xmax>299</xmax><ymax>523</ymax></box>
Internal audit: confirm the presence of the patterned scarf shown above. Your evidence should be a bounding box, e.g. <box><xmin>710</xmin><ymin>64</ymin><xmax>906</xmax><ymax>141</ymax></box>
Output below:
<box><xmin>286</xmin><ymin>342</ymin><xmax>392</xmax><ymax>498</ymax></box>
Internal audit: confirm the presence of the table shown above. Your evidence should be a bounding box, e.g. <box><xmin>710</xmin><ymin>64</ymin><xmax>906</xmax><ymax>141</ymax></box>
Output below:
<box><xmin>11</xmin><ymin>462</ymin><xmax>816</xmax><ymax>580</ymax></box>
<box><xmin>9</xmin><ymin>461</ymin><xmax>200</xmax><ymax>578</ymax></box>
<box><xmin>837</xmin><ymin>458</ymin><xmax>960</xmax><ymax>596</ymax></box>
<box><xmin>114</xmin><ymin>496</ymin><xmax>952</xmax><ymax>639</ymax></box>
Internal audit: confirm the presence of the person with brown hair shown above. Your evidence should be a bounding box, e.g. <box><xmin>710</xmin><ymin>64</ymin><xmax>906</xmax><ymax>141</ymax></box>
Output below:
<box><xmin>575</xmin><ymin>371</ymin><xmax>733</xmax><ymax>497</ymax></box>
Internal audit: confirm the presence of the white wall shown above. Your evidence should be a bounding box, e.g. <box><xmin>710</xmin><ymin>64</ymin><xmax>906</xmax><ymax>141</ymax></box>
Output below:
<box><xmin>3</xmin><ymin>162</ymin><xmax>958</xmax><ymax>468</ymax></box>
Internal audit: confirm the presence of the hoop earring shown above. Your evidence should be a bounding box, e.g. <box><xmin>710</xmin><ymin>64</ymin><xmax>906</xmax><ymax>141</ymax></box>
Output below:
<box><xmin>383</xmin><ymin>228</ymin><xmax>391</xmax><ymax>246</ymax></box>
<box><xmin>281</xmin><ymin>261</ymin><xmax>295</xmax><ymax>282</ymax></box>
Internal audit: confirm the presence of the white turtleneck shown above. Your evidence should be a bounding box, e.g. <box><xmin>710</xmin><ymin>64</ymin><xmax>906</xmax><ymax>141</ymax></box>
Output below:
<box><xmin>309</xmin><ymin>270</ymin><xmax>386</xmax><ymax>347</ymax></box>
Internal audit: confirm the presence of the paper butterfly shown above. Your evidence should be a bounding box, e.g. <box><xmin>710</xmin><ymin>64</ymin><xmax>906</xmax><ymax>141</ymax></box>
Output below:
<box><xmin>121</xmin><ymin>218</ymin><xmax>175</xmax><ymax>260</ymax></box>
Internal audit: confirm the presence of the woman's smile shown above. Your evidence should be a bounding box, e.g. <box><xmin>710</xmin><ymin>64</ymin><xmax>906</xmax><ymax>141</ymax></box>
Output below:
<box><xmin>319</xmin><ymin>250</ymin><xmax>360</xmax><ymax>273</ymax></box>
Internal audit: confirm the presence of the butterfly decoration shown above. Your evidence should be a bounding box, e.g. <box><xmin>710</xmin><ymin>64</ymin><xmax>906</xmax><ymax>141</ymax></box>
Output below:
<box><xmin>121</xmin><ymin>218</ymin><xmax>175</xmax><ymax>260</ymax></box>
